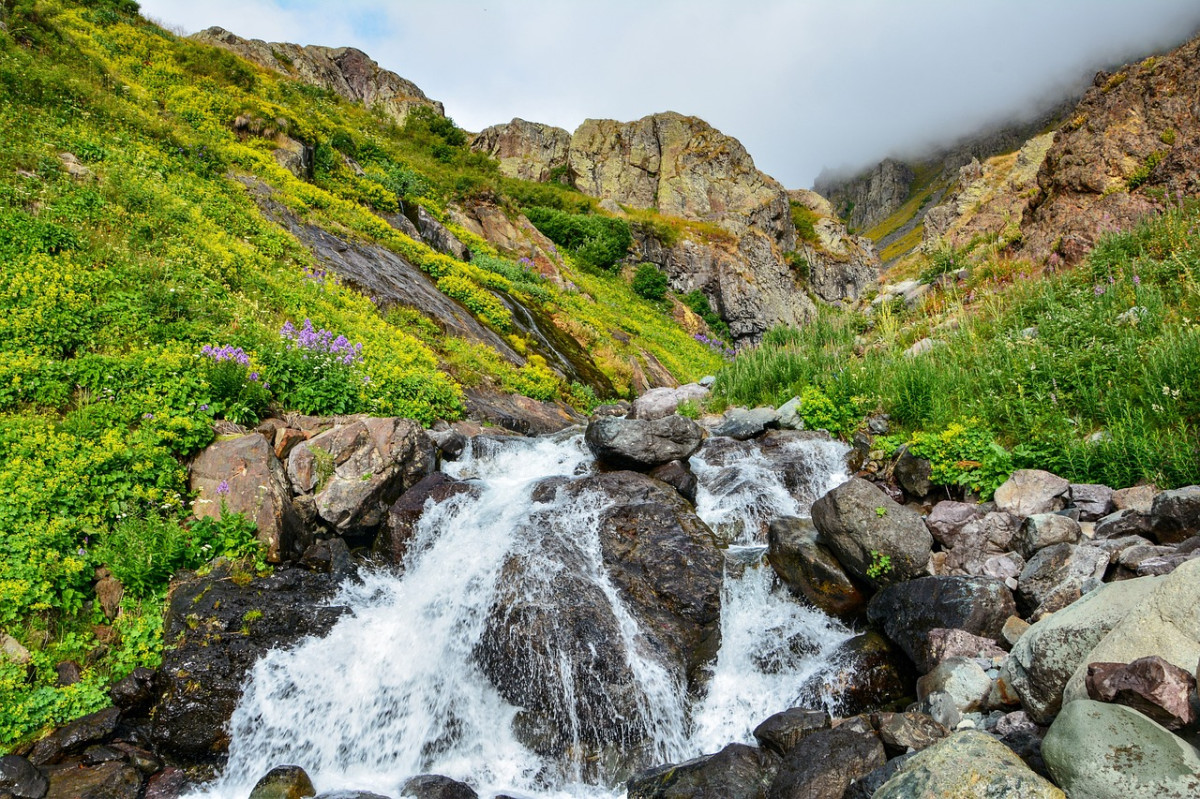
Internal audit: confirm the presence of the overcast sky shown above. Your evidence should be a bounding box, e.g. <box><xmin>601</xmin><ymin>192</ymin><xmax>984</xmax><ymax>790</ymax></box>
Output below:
<box><xmin>140</xmin><ymin>0</ymin><xmax>1200</xmax><ymax>188</ymax></box>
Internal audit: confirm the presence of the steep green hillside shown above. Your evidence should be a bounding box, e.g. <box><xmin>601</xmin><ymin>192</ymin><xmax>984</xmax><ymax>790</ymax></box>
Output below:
<box><xmin>0</xmin><ymin>0</ymin><xmax>722</xmax><ymax>745</ymax></box>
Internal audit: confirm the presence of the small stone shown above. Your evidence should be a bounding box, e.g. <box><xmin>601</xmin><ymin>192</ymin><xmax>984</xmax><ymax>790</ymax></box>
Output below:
<box><xmin>248</xmin><ymin>765</ymin><xmax>316</xmax><ymax>799</ymax></box>
<box><xmin>873</xmin><ymin>711</ymin><xmax>949</xmax><ymax>755</ymax></box>
<box><xmin>775</xmin><ymin>396</ymin><xmax>804</xmax><ymax>430</ymax></box>
<box><xmin>1001</xmin><ymin>616</ymin><xmax>1031</xmax><ymax>648</ymax></box>
<box><xmin>1014</xmin><ymin>514</ymin><xmax>1082</xmax><ymax>559</ymax></box>
<box><xmin>0</xmin><ymin>632</ymin><xmax>30</xmax><ymax>665</ymax></box>
<box><xmin>917</xmin><ymin>657</ymin><xmax>993</xmax><ymax>713</ymax></box>
<box><xmin>401</xmin><ymin>774</ymin><xmax>478</xmax><ymax>799</ymax></box>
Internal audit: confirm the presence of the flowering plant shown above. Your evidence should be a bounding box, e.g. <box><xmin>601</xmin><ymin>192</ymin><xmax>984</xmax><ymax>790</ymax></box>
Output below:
<box><xmin>200</xmin><ymin>344</ymin><xmax>271</xmax><ymax>425</ymax></box>
<box><xmin>265</xmin><ymin>319</ymin><xmax>366</xmax><ymax>415</ymax></box>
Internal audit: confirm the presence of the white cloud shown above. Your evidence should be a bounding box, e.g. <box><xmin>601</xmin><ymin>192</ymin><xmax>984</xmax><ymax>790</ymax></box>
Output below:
<box><xmin>140</xmin><ymin>0</ymin><xmax>1200</xmax><ymax>187</ymax></box>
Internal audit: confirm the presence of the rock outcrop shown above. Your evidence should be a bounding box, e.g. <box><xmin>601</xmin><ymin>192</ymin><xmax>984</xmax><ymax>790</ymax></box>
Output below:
<box><xmin>815</xmin><ymin>158</ymin><xmax>914</xmax><ymax>233</ymax></box>
<box><xmin>192</xmin><ymin>27</ymin><xmax>443</xmax><ymax>124</ymax></box>
<box><xmin>470</xmin><ymin>119</ymin><xmax>571</xmax><ymax>183</ymax></box>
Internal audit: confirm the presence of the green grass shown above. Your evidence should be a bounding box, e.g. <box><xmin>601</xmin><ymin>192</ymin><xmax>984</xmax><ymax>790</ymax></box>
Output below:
<box><xmin>715</xmin><ymin>201</ymin><xmax>1200</xmax><ymax>494</ymax></box>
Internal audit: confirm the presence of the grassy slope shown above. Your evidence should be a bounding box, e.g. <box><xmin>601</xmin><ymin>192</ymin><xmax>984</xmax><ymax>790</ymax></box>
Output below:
<box><xmin>0</xmin><ymin>0</ymin><xmax>723</xmax><ymax>746</ymax></box>
<box><xmin>714</xmin><ymin>199</ymin><xmax>1200</xmax><ymax>497</ymax></box>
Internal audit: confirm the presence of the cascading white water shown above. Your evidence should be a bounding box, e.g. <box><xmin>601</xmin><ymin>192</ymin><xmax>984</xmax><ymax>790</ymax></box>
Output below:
<box><xmin>191</xmin><ymin>431</ymin><xmax>855</xmax><ymax>799</ymax></box>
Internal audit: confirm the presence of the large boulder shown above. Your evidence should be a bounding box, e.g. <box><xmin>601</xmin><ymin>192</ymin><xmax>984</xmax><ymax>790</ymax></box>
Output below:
<box><xmin>287</xmin><ymin>417</ymin><xmax>436</xmax><ymax>534</ymax></box>
<box><xmin>475</xmin><ymin>471</ymin><xmax>722</xmax><ymax>766</ymax></box>
<box><xmin>824</xmin><ymin>631</ymin><xmax>914</xmax><ymax>715</ymax></box>
<box><xmin>866</xmin><ymin>576</ymin><xmax>1015</xmax><ymax>672</ymax></box>
<box><xmin>190</xmin><ymin>433</ymin><xmax>305</xmax><ymax>563</ymax></box>
<box><xmin>149</xmin><ymin>563</ymin><xmax>348</xmax><ymax>761</ymax></box>
<box><xmin>1063</xmin><ymin>557</ymin><xmax>1200</xmax><ymax>705</ymax></box>
<box><xmin>374</xmin><ymin>473</ymin><xmax>480</xmax><ymax>565</ymax></box>
<box><xmin>1001</xmin><ymin>575</ymin><xmax>1161</xmax><ymax>724</ymax></box>
<box><xmin>1087</xmin><ymin>656</ymin><xmax>1198</xmax><ymax>730</ymax></box>
<box><xmin>810</xmin><ymin>478</ymin><xmax>933</xmax><ymax>587</ymax></box>
<box><xmin>1042</xmin><ymin>700</ymin><xmax>1200</xmax><ymax>799</ymax></box>
<box><xmin>631</xmin><ymin>384</ymin><xmax>709</xmax><ymax>421</ymax></box>
<box><xmin>1150</xmin><ymin>485</ymin><xmax>1200</xmax><ymax>544</ymax></box>
<box><xmin>44</xmin><ymin>760</ymin><xmax>142</xmax><ymax>799</ymax></box>
<box><xmin>28</xmin><ymin>707</ymin><xmax>120</xmax><ymax>766</ymax></box>
<box><xmin>766</xmin><ymin>517</ymin><xmax>866</xmax><ymax>618</ymax></box>
<box><xmin>585</xmin><ymin>415</ymin><xmax>704</xmax><ymax>471</ymax></box>
<box><xmin>752</xmin><ymin>708</ymin><xmax>830</xmax><ymax>756</ymax></box>
<box><xmin>401</xmin><ymin>774</ymin><xmax>478</xmax><ymax>799</ymax></box>
<box><xmin>248</xmin><ymin>766</ymin><xmax>316</xmax><ymax>799</ymax></box>
<box><xmin>0</xmin><ymin>755</ymin><xmax>48</xmax><ymax>799</ymax></box>
<box><xmin>1016</xmin><ymin>543</ymin><xmax>1108</xmax><ymax>619</ymax></box>
<box><xmin>874</xmin><ymin>730</ymin><xmax>1064</xmax><ymax>799</ymax></box>
<box><xmin>710</xmin><ymin>408</ymin><xmax>780</xmax><ymax>441</ymax></box>
<box><xmin>768</xmin><ymin>723</ymin><xmax>885</xmax><ymax>799</ymax></box>
<box><xmin>627</xmin><ymin>743</ymin><xmax>778</xmax><ymax>799</ymax></box>
<box><xmin>993</xmin><ymin>470</ymin><xmax>1069</xmax><ymax>517</ymax></box>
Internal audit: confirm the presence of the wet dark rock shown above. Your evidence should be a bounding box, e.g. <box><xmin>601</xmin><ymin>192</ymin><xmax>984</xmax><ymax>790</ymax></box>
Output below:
<box><xmin>648</xmin><ymin>460</ymin><xmax>698</xmax><ymax>505</ymax></box>
<box><xmin>766</xmin><ymin>517</ymin><xmax>866</xmax><ymax>618</ymax></box>
<box><xmin>43</xmin><ymin>761</ymin><xmax>142</xmax><ymax>799</ymax></box>
<box><xmin>406</xmin><ymin>203</ymin><xmax>470</xmax><ymax>262</ymax></box>
<box><xmin>1086</xmin><ymin>655</ymin><xmax>1198</xmax><ymax>730</ymax></box>
<box><xmin>299</xmin><ymin>537</ymin><xmax>355</xmax><ymax>577</ymax></box>
<box><xmin>377</xmin><ymin>473</ymin><xmax>481</xmax><ymax>565</ymax></box>
<box><xmin>149</xmin><ymin>563</ymin><xmax>347</xmax><ymax>761</ymax></box>
<box><xmin>811</xmin><ymin>478</ymin><xmax>933</xmax><ymax>588</ymax></box>
<box><xmin>872</xmin><ymin>711</ymin><xmax>949</xmax><ymax>755</ymax></box>
<box><xmin>54</xmin><ymin>661</ymin><xmax>81</xmax><ymax>686</ymax></box>
<box><xmin>28</xmin><ymin>707</ymin><xmax>120</xmax><ymax>766</ymax></box>
<box><xmin>427</xmin><ymin>428</ymin><xmax>468</xmax><ymax>461</ymax></box>
<box><xmin>464</xmin><ymin>389</ymin><xmax>587</xmax><ymax>436</ymax></box>
<box><xmin>627</xmin><ymin>743</ymin><xmax>779</xmax><ymax>799</ymax></box>
<box><xmin>248</xmin><ymin>765</ymin><xmax>316</xmax><ymax>799</ymax></box>
<box><xmin>110</xmin><ymin>743</ymin><xmax>160</xmax><ymax>775</ymax></box>
<box><xmin>143</xmin><ymin>767</ymin><xmax>188</xmax><ymax>799</ymax></box>
<box><xmin>1150</xmin><ymin>485</ymin><xmax>1200</xmax><ymax>544</ymax></box>
<box><xmin>842</xmin><ymin>753</ymin><xmax>914</xmax><ymax>799</ymax></box>
<box><xmin>108</xmin><ymin>667</ymin><xmax>156</xmax><ymax>715</ymax></box>
<box><xmin>894</xmin><ymin>447</ymin><xmax>932</xmax><ymax>498</ymax></box>
<box><xmin>867</xmin><ymin>576</ymin><xmax>1015</xmax><ymax>672</ymax></box>
<box><xmin>0</xmin><ymin>755</ymin><xmax>48</xmax><ymax>799</ymax></box>
<box><xmin>824</xmin><ymin>631</ymin><xmax>914</xmax><ymax>714</ymax></box>
<box><xmin>710</xmin><ymin>408</ymin><xmax>779</xmax><ymax>441</ymax></box>
<box><xmin>81</xmin><ymin>745</ymin><xmax>124</xmax><ymax>765</ymax></box>
<box><xmin>400</xmin><ymin>774</ymin><xmax>477</xmax><ymax>799</ymax></box>
<box><xmin>585</xmin><ymin>415</ymin><xmax>704</xmax><ymax>471</ymax></box>
<box><xmin>752</xmin><ymin>707</ymin><xmax>830</xmax><ymax>756</ymax></box>
<box><xmin>768</xmin><ymin>723</ymin><xmax>885</xmax><ymax>799</ymax></box>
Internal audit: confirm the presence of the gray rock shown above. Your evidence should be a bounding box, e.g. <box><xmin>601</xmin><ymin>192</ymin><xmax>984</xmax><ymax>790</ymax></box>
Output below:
<box><xmin>698</xmin><ymin>375</ymin><xmax>716</xmax><ymax>388</ymax></box>
<box><xmin>627</xmin><ymin>743</ymin><xmax>778</xmax><ymax>799</ymax></box>
<box><xmin>875</xmin><ymin>730</ymin><xmax>1064</xmax><ymax>799</ymax></box>
<box><xmin>648</xmin><ymin>460</ymin><xmax>699</xmax><ymax>505</ymax></box>
<box><xmin>1063</xmin><ymin>557</ymin><xmax>1200</xmax><ymax>705</ymax></box>
<box><xmin>924</xmin><ymin>501</ymin><xmax>984</xmax><ymax>548</ymax></box>
<box><xmin>766</xmin><ymin>517</ymin><xmax>866</xmax><ymax>618</ymax></box>
<box><xmin>895</xmin><ymin>447</ymin><xmax>933</xmax><ymax>498</ymax></box>
<box><xmin>752</xmin><ymin>707</ymin><xmax>830</xmax><ymax>756</ymax></box>
<box><xmin>401</xmin><ymin>774</ymin><xmax>477</xmax><ymax>799</ymax></box>
<box><xmin>811</xmin><ymin>478</ymin><xmax>933</xmax><ymax>587</ymax></box>
<box><xmin>993</xmin><ymin>470</ymin><xmax>1069</xmax><ymax>517</ymax></box>
<box><xmin>406</xmin><ymin>203</ymin><xmax>470</xmax><ymax>261</ymax></box>
<box><xmin>1069</xmin><ymin>483</ymin><xmax>1115</xmax><ymax>521</ymax></box>
<box><xmin>0</xmin><ymin>632</ymin><xmax>30</xmax><ymax>665</ymax></box>
<box><xmin>1093</xmin><ymin>507</ymin><xmax>1154</xmax><ymax>539</ymax></box>
<box><xmin>1113</xmin><ymin>484</ymin><xmax>1158</xmax><ymax>512</ymax></box>
<box><xmin>775</xmin><ymin>397</ymin><xmax>804</xmax><ymax>430</ymax></box>
<box><xmin>1043</xmin><ymin>700</ymin><xmax>1200</xmax><ymax>798</ymax></box>
<box><xmin>1016</xmin><ymin>543</ymin><xmax>1108</xmax><ymax>619</ymax></box>
<box><xmin>249</xmin><ymin>765</ymin><xmax>316</xmax><ymax>799</ymax></box>
<box><xmin>873</xmin><ymin>712</ymin><xmax>949</xmax><ymax>754</ymax></box>
<box><xmin>917</xmin><ymin>657</ymin><xmax>992</xmax><ymax>713</ymax></box>
<box><xmin>924</xmin><ymin>628</ymin><xmax>1006</xmax><ymax>665</ymax></box>
<box><xmin>631</xmin><ymin>384</ymin><xmax>709</xmax><ymax>421</ymax></box>
<box><xmin>1014</xmin><ymin>513</ymin><xmax>1082</xmax><ymax>558</ymax></box>
<box><xmin>867</xmin><ymin>576</ymin><xmax>1015</xmax><ymax>672</ymax></box>
<box><xmin>915</xmin><ymin>691</ymin><xmax>963</xmax><ymax>730</ymax></box>
<box><xmin>288</xmin><ymin>418</ymin><xmax>436</xmax><ymax>534</ymax></box>
<box><xmin>0</xmin><ymin>755</ymin><xmax>48</xmax><ymax>799</ymax></box>
<box><xmin>1150</xmin><ymin>485</ymin><xmax>1200</xmax><ymax>544</ymax></box>
<box><xmin>711</xmin><ymin>407</ymin><xmax>779</xmax><ymax>441</ymax></box>
<box><xmin>585</xmin><ymin>415</ymin><xmax>704</xmax><ymax>471</ymax></box>
<box><xmin>1002</xmin><ymin>576</ymin><xmax>1161</xmax><ymax>723</ymax></box>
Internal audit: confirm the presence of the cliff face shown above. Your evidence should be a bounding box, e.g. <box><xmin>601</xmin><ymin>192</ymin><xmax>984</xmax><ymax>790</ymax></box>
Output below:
<box><xmin>192</xmin><ymin>27</ymin><xmax>444</xmax><ymax>124</ymax></box>
<box><xmin>1017</xmin><ymin>36</ymin><xmax>1200</xmax><ymax>263</ymax></box>
<box><xmin>815</xmin><ymin>158</ymin><xmax>914</xmax><ymax>233</ymax></box>
<box><xmin>471</xmin><ymin>118</ymin><xmax>571</xmax><ymax>183</ymax></box>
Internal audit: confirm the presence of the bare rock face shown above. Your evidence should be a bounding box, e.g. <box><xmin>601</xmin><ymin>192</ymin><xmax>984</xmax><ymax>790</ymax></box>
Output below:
<box><xmin>192</xmin><ymin>27</ymin><xmax>443</xmax><ymax>124</ymax></box>
<box><xmin>815</xmin><ymin>158</ymin><xmax>914</xmax><ymax>232</ymax></box>
<box><xmin>1020</xmin><ymin>37</ymin><xmax>1200</xmax><ymax>263</ymax></box>
<box><xmin>470</xmin><ymin>118</ymin><xmax>572</xmax><ymax>182</ymax></box>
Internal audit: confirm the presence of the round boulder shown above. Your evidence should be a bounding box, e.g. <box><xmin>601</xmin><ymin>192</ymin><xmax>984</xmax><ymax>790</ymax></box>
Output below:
<box><xmin>585</xmin><ymin>415</ymin><xmax>704</xmax><ymax>471</ymax></box>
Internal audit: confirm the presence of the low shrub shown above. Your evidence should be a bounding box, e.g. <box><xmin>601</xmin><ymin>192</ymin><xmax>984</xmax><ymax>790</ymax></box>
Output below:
<box><xmin>631</xmin><ymin>263</ymin><xmax>668</xmax><ymax>302</ymax></box>
<box><xmin>524</xmin><ymin>206</ymin><xmax>631</xmax><ymax>271</ymax></box>
<box><xmin>264</xmin><ymin>319</ymin><xmax>366</xmax><ymax>415</ymax></box>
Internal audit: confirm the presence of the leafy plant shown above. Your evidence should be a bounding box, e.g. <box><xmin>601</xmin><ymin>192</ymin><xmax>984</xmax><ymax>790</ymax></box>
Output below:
<box><xmin>631</xmin><ymin>263</ymin><xmax>669</xmax><ymax>302</ymax></box>
<box><xmin>524</xmin><ymin>206</ymin><xmax>632</xmax><ymax>271</ymax></box>
<box><xmin>200</xmin><ymin>344</ymin><xmax>270</xmax><ymax>425</ymax></box>
<box><xmin>676</xmin><ymin>399</ymin><xmax>701</xmax><ymax>419</ymax></box>
<box><xmin>265</xmin><ymin>319</ymin><xmax>366</xmax><ymax>415</ymax></box>
<box><xmin>874</xmin><ymin>506</ymin><xmax>887</xmax><ymax>518</ymax></box>
<box><xmin>866</xmin><ymin>550</ymin><xmax>892</xmax><ymax>580</ymax></box>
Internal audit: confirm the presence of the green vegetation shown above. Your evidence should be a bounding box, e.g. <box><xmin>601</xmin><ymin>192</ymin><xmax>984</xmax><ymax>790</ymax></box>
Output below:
<box><xmin>631</xmin><ymin>263</ymin><xmax>668</xmax><ymax>302</ymax></box>
<box><xmin>790</xmin><ymin>201</ymin><xmax>820</xmax><ymax>245</ymax></box>
<box><xmin>524</xmin><ymin>206</ymin><xmax>632</xmax><ymax>271</ymax></box>
<box><xmin>681</xmin><ymin>290</ymin><xmax>731</xmax><ymax>341</ymax></box>
<box><xmin>715</xmin><ymin>200</ymin><xmax>1200</xmax><ymax>495</ymax></box>
<box><xmin>866</xmin><ymin>550</ymin><xmax>892</xmax><ymax>580</ymax></box>
<box><xmin>1127</xmin><ymin>151</ymin><xmax>1166</xmax><ymax>191</ymax></box>
<box><xmin>0</xmin><ymin>0</ymin><xmax>721</xmax><ymax>747</ymax></box>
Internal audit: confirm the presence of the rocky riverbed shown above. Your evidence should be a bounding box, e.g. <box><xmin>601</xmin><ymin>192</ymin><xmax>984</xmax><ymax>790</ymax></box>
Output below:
<box><xmin>5</xmin><ymin>387</ymin><xmax>1200</xmax><ymax>799</ymax></box>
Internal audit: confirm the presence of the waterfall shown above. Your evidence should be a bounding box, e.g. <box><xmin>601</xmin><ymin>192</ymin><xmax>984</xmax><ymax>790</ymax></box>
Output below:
<box><xmin>190</xmin><ymin>432</ymin><xmax>854</xmax><ymax>799</ymax></box>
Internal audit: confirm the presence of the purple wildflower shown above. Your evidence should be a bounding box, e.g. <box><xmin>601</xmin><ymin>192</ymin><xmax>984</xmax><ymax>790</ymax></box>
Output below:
<box><xmin>1094</xmin><ymin>284</ymin><xmax>1106</xmax><ymax>296</ymax></box>
<box><xmin>280</xmin><ymin>318</ymin><xmax>364</xmax><ymax>365</ymax></box>
<box><xmin>249</xmin><ymin>372</ymin><xmax>260</xmax><ymax>382</ymax></box>
<box><xmin>1133</xmin><ymin>275</ymin><xmax>1141</xmax><ymax>286</ymax></box>
<box><xmin>201</xmin><ymin>344</ymin><xmax>251</xmax><ymax>365</ymax></box>
<box><xmin>199</xmin><ymin>404</ymin><xmax>210</xmax><ymax>411</ymax></box>
<box><xmin>216</xmin><ymin>480</ymin><xmax>230</xmax><ymax>496</ymax></box>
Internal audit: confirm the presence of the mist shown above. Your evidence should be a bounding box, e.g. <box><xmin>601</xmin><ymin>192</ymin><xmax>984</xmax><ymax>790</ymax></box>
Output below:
<box><xmin>139</xmin><ymin>0</ymin><xmax>1200</xmax><ymax>188</ymax></box>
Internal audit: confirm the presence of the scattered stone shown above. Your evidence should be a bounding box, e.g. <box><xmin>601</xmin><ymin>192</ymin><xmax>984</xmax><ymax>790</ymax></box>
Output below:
<box><xmin>766</xmin><ymin>517</ymin><xmax>866</xmax><ymax>618</ymax></box>
<box><xmin>913</xmin><ymin>691</ymin><xmax>962</xmax><ymax>730</ymax></box>
<box><xmin>58</xmin><ymin>151</ymin><xmax>95</xmax><ymax>181</ymax></box>
<box><xmin>1043</xmin><ymin>699</ymin><xmax>1200</xmax><ymax>799</ymax></box>
<box><xmin>981</xmin><ymin>552</ymin><xmax>1025</xmax><ymax>583</ymax></box>
<box><xmin>0</xmin><ymin>755</ymin><xmax>48</xmax><ymax>799</ymax></box>
<box><xmin>0</xmin><ymin>632</ymin><xmax>30</xmax><ymax>664</ymax></box>
<box><xmin>894</xmin><ymin>448</ymin><xmax>933</xmax><ymax>498</ymax></box>
<box><xmin>842</xmin><ymin>754</ymin><xmax>914</xmax><ymax>799</ymax></box>
<box><xmin>904</xmin><ymin>337</ymin><xmax>937</xmax><ymax>358</ymax></box>
<box><xmin>993</xmin><ymin>470</ymin><xmax>1069</xmax><ymax>517</ymax></box>
<box><xmin>427</xmin><ymin>428</ymin><xmax>467</xmax><ymax>461</ymax></box>
<box><xmin>866</xmin><ymin>576</ymin><xmax>1014</xmax><ymax>672</ymax></box>
<box><xmin>768</xmin><ymin>723</ymin><xmax>884</xmax><ymax>799</ymax></box>
<box><xmin>401</xmin><ymin>774</ymin><xmax>478</xmax><ymax>799</ymax></box>
<box><xmin>29</xmin><ymin>707</ymin><xmax>120</xmax><ymax>766</ymax></box>
<box><xmin>144</xmin><ymin>767</ymin><xmax>188</xmax><ymax>799</ymax></box>
<box><xmin>924</xmin><ymin>628</ymin><xmax>1006</xmax><ymax>664</ymax></box>
<box><xmin>54</xmin><ymin>661</ymin><xmax>81</xmax><ymax>686</ymax></box>
<box><xmin>584</xmin><ymin>415</ymin><xmax>704</xmax><ymax>471</ymax></box>
<box><xmin>1016</xmin><ymin>543</ymin><xmax>1107</xmax><ymax>619</ymax></box>
<box><xmin>1093</xmin><ymin>508</ymin><xmax>1154</xmax><ymax>539</ymax></box>
<box><xmin>298</xmin><ymin>537</ymin><xmax>354</xmax><ymax>577</ymax></box>
<box><xmin>1069</xmin><ymin>483</ymin><xmax>1115</xmax><ymax>521</ymax></box>
<box><xmin>752</xmin><ymin>707</ymin><xmax>830</xmax><ymax>756</ymax></box>
<box><xmin>1002</xmin><ymin>575</ymin><xmax>1161</xmax><ymax>724</ymax></box>
<box><xmin>940</xmin><ymin>512</ymin><xmax>1021</xmax><ymax>576</ymax></box>
<box><xmin>1087</xmin><ymin>655</ymin><xmax>1198</xmax><ymax>730</ymax></box>
<box><xmin>94</xmin><ymin>568</ymin><xmax>124</xmax><ymax>622</ymax></box>
<box><xmin>248</xmin><ymin>765</ymin><xmax>316</xmax><ymax>799</ymax></box>
<box><xmin>648</xmin><ymin>460</ymin><xmax>699</xmax><ymax>505</ymax></box>
<box><xmin>711</xmin><ymin>407</ymin><xmax>779</xmax><ymax>441</ymax></box>
<box><xmin>811</xmin><ymin>478</ymin><xmax>933</xmax><ymax>587</ymax></box>
<box><xmin>1150</xmin><ymin>485</ymin><xmax>1200</xmax><ymax>544</ymax></box>
<box><xmin>873</xmin><ymin>712</ymin><xmax>949</xmax><ymax>755</ymax></box>
<box><xmin>917</xmin><ymin>657</ymin><xmax>992</xmax><ymax>713</ymax></box>
<box><xmin>1014</xmin><ymin>514</ymin><xmax>1081</xmax><ymax>558</ymax></box>
<box><xmin>627</xmin><ymin>743</ymin><xmax>778</xmax><ymax>799</ymax></box>
<box><xmin>1001</xmin><ymin>616</ymin><xmax>1031</xmax><ymax>648</ymax></box>
<box><xmin>874</xmin><ymin>730</ymin><xmax>1064</xmax><ymax>799</ymax></box>
<box><xmin>631</xmin><ymin>385</ymin><xmax>709</xmax><ymax>421</ymax></box>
